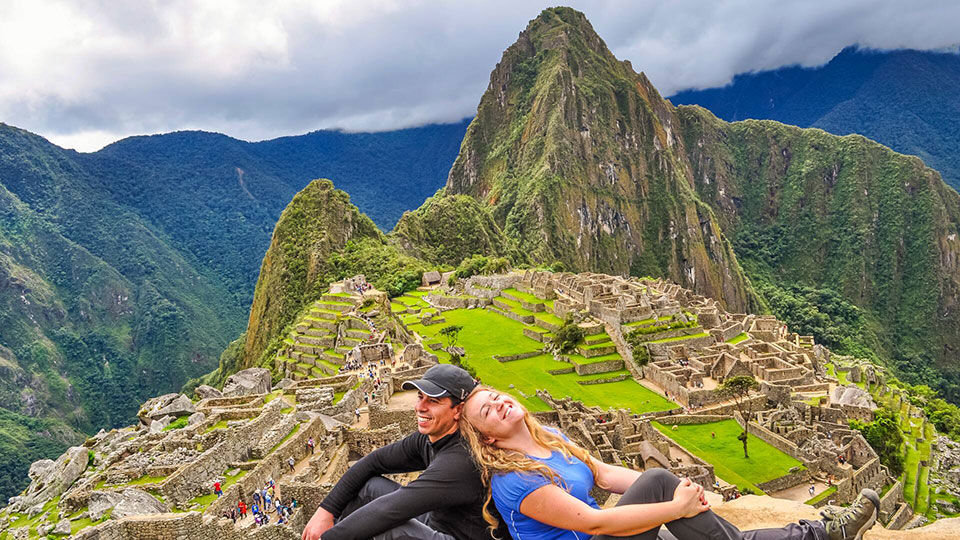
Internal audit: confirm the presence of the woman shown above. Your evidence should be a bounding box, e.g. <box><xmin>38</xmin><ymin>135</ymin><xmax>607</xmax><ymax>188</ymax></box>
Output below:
<box><xmin>459</xmin><ymin>387</ymin><xmax>878</xmax><ymax>540</ymax></box>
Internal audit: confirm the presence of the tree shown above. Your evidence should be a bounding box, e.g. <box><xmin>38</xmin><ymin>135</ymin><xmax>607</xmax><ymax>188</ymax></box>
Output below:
<box><xmin>439</xmin><ymin>324</ymin><xmax>463</xmax><ymax>350</ymax></box>
<box><xmin>552</xmin><ymin>317</ymin><xmax>584</xmax><ymax>354</ymax></box>
<box><xmin>849</xmin><ymin>407</ymin><xmax>905</xmax><ymax>477</ymax></box>
<box><xmin>718</xmin><ymin>375</ymin><xmax>760</xmax><ymax>458</ymax></box>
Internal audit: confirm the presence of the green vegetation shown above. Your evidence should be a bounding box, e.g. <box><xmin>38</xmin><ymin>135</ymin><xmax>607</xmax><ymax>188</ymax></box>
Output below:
<box><xmin>805</xmin><ymin>486</ymin><xmax>837</xmax><ymax>506</ymax></box>
<box><xmin>408</xmin><ymin>308</ymin><xmax>674</xmax><ymax>413</ymax></box>
<box><xmin>726</xmin><ymin>333</ymin><xmax>748</xmax><ymax>344</ymax></box>
<box><xmin>849</xmin><ymin>407</ymin><xmax>905</xmax><ymax>477</ymax></box>
<box><xmin>552</xmin><ymin>318</ymin><xmax>585</xmax><ymax>354</ymax></box>
<box><xmin>652</xmin><ymin>420</ymin><xmax>804</xmax><ymax>494</ymax></box>
<box><xmin>162</xmin><ymin>416</ymin><xmax>190</xmax><ymax>431</ymax></box>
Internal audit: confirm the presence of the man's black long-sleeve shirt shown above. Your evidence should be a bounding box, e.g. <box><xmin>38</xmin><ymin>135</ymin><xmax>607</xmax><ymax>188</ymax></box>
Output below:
<box><xmin>319</xmin><ymin>431</ymin><xmax>495</xmax><ymax>540</ymax></box>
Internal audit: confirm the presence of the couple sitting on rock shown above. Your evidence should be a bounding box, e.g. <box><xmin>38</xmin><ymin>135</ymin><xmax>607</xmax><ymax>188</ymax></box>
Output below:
<box><xmin>302</xmin><ymin>365</ymin><xmax>879</xmax><ymax>540</ymax></box>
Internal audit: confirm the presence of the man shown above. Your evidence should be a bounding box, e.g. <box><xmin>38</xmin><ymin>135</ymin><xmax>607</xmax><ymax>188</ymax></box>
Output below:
<box><xmin>302</xmin><ymin>364</ymin><xmax>505</xmax><ymax>540</ymax></box>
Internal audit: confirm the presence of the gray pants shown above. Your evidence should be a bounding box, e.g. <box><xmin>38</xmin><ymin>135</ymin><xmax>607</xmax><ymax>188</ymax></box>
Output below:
<box><xmin>339</xmin><ymin>476</ymin><xmax>455</xmax><ymax>540</ymax></box>
<box><xmin>594</xmin><ymin>469</ymin><xmax>826</xmax><ymax>540</ymax></box>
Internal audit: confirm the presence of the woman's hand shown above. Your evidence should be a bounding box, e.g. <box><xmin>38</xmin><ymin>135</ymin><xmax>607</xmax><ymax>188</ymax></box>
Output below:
<box><xmin>672</xmin><ymin>477</ymin><xmax>710</xmax><ymax>519</ymax></box>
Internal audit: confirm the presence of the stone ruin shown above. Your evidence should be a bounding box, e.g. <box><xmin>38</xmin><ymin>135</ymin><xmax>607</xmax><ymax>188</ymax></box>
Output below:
<box><xmin>2</xmin><ymin>270</ymin><xmax>947</xmax><ymax>537</ymax></box>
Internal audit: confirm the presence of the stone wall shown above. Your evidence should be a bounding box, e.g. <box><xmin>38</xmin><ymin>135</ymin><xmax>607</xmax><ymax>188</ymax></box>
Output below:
<box><xmin>206</xmin><ymin>414</ymin><xmax>333</xmax><ymax>518</ymax></box>
<box><xmin>645</xmin><ymin>334</ymin><xmax>716</xmax><ymax>356</ymax></box>
<box><xmin>755</xmin><ymin>468</ymin><xmax>811</xmax><ymax>493</ymax></box>
<box><xmin>887</xmin><ymin>502</ymin><xmax>913</xmax><ymax>530</ymax></box>
<box><xmin>879</xmin><ymin>480</ymin><xmax>904</xmax><ymax>521</ymax></box>
<box><xmin>653</xmin><ymin>415</ymin><xmax>730</xmax><ymax>425</ymax></box>
<box><xmin>368</xmin><ymin>404</ymin><xmax>416</xmax><ymax>432</ymax></box>
<box><xmin>574</xmin><ymin>359</ymin><xmax>624</xmax><ymax>375</ymax></box>
<box><xmin>347</xmin><ymin>424</ymin><xmax>405</xmax><ymax>456</ymax></box>
<box><xmin>73</xmin><ymin>511</ymin><xmax>301</xmax><ymax>540</ymax></box>
<box><xmin>161</xmin><ymin>400</ymin><xmax>284</xmax><ymax>505</ymax></box>
<box><xmin>494</xmin><ymin>350</ymin><xmax>544</xmax><ymax>362</ymax></box>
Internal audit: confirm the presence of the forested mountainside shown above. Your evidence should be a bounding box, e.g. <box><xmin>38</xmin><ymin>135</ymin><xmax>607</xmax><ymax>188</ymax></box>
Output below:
<box><xmin>0</xmin><ymin>120</ymin><xmax>467</xmax><ymax>499</ymax></box>
<box><xmin>669</xmin><ymin>46</ymin><xmax>960</xmax><ymax>192</ymax></box>
<box><xmin>0</xmin><ymin>125</ymin><xmax>242</xmax><ymax>500</ymax></box>
<box><xmin>225</xmin><ymin>7</ymin><xmax>960</xmax><ymax>403</ymax></box>
<box><xmin>84</xmin><ymin>120</ymin><xmax>469</xmax><ymax>306</ymax></box>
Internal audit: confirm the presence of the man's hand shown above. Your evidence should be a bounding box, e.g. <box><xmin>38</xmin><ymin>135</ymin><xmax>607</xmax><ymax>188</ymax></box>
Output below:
<box><xmin>672</xmin><ymin>477</ymin><xmax>710</xmax><ymax>519</ymax></box>
<box><xmin>302</xmin><ymin>507</ymin><xmax>335</xmax><ymax>540</ymax></box>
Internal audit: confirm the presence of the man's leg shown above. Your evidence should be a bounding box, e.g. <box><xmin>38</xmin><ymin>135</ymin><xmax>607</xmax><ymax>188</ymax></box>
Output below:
<box><xmin>591</xmin><ymin>469</ymin><xmax>826</xmax><ymax>540</ymax></box>
<box><xmin>338</xmin><ymin>475</ymin><xmax>445</xmax><ymax>536</ymax></box>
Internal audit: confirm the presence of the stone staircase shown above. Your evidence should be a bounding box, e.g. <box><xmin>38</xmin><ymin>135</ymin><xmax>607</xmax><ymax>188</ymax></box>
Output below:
<box><xmin>276</xmin><ymin>294</ymin><xmax>367</xmax><ymax>380</ymax></box>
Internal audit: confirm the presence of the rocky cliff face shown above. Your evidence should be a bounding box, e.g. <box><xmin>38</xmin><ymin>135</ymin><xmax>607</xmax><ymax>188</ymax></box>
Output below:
<box><xmin>442</xmin><ymin>7</ymin><xmax>760</xmax><ymax>313</ymax></box>
<box><xmin>677</xmin><ymin>106</ymin><xmax>960</xmax><ymax>397</ymax></box>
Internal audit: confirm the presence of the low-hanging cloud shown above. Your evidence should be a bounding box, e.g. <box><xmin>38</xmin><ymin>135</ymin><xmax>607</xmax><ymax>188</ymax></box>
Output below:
<box><xmin>0</xmin><ymin>0</ymin><xmax>957</xmax><ymax>151</ymax></box>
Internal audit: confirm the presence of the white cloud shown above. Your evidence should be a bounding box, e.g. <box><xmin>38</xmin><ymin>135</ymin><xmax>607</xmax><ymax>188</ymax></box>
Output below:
<box><xmin>0</xmin><ymin>0</ymin><xmax>957</xmax><ymax>151</ymax></box>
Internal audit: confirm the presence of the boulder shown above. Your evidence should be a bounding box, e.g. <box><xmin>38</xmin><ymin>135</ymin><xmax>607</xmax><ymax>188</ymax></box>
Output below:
<box><xmin>37</xmin><ymin>524</ymin><xmax>52</xmax><ymax>536</ymax></box>
<box><xmin>194</xmin><ymin>384</ymin><xmax>223</xmax><ymax>400</ymax></box>
<box><xmin>149</xmin><ymin>415</ymin><xmax>174</xmax><ymax>434</ymax></box>
<box><xmin>150</xmin><ymin>394</ymin><xmax>196</xmax><ymax>420</ymax></box>
<box><xmin>89</xmin><ymin>488</ymin><xmax>166</xmax><ymax>520</ymax></box>
<box><xmin>9</xmin><ymin>446</ymin><xmax>89</xmax><ymax>512</ymax></box>
<box><xmin>833</xmin><ymin>385</ymin><xmax>877</xmax><ymax>410</ymax></box>
<box><xmin>222</xmin><ymin>368</ymin><xmax>272</xmax><ymax>397</ymax></box>
<box><xmin>275</xmin><ymin>377</ymin><xmax>294</xmax><ymax>390</ymax></box>
<box><xmin>137</xmin><ymin>393</ymin><xmax>179</xmax><ymax>425</ymax></box>
<box><xmin>54</xmin><ymin>518</ymin><xmax>71</xmax><ymax>535</ymax></box>
<box><xmin>188</xmin><ymin>412</ymin><xmax>206</xmax><ymax>426</ymax></box>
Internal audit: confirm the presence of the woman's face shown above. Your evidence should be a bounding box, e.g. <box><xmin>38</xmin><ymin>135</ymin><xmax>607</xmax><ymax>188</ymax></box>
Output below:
<box><xmin>464</xmin><ymin>389</ymin><xmax>526</xmax><ymax>442</ymax></box>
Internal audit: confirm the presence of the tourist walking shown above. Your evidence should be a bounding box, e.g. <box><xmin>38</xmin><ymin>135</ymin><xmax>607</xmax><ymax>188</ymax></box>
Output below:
<box><xmin>288</xmin><ymin>456</ymin><xmax>296</xmax><ymax>472</ymax></box>
<box><xmin>213</xmin><ymin>481</ymin><xmax>222</xmax><ymax>498</ymax></box>
<box><xmin>307</xmin><ymin>437</ymin><xmax>315</xmax><ymax>454</ymax></box>
<box><xmin>238</xmin><ymin>500</ymin><xmax>247</xmax><ymax>519</ymax></box>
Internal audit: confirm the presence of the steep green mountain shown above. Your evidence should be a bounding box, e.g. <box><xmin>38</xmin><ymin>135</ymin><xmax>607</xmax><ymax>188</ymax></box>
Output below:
<box><xmin>220</xmin><ymin>7</ymin><xmax>960</xmax><ymax>408</ymax></box>
<box><xmin>402</xmin><ymin>7</ymin><xmax>960</xmax><ymax>397</ymax></box>
<box><xmin>678</xmin><ymin>108</ymin><xmax>960</xmax><ymax>398</ymax></box>
<box><xmin>435</xmin><ymin>8</ymin><xmax>761</xmax><ymax>313</ymax></box>
<box><xmin>230</xmin><ymin>180</ymin><xmax>453</xmax><ymax>373</ymax></box>
<box><xmin>0</xmin><ymin>124</ymin><xmax>243</xmax><ymax>499</ymax></box>
<box><xmin>669</xmin><ymin>46</ymin><xmax>960</xmax><ymax>191</ymax></box>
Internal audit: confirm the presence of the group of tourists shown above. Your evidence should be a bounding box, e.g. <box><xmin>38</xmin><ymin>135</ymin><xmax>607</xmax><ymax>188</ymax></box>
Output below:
<box><xmin>240</xmin><ymin>479</ymin><xmax>298</xmax><ymax>527</ymax></box>
<box><xmin>300</xmin><ymin>363</ymin><xmax>881</xmax><ymax>540</ymax></box>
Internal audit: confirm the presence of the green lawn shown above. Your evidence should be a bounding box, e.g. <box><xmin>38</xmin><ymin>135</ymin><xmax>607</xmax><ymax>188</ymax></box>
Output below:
<box><xmin>726</xmin><ymin>333</ymin><xmax>748</xmax><ymax>344</ymax></box>
<box><xmin>646</xmin><ymin>332</ymin><xmax>710</xmax><ymax>344</ymax></box>
<box><xmin>409</xmin><ymin>309</ymin><xmax>675</xmax><ymax>413</ymax></box>
<box><xmin>502</xmin><ymin>287</ymin><xmax>546</xmax><ymax>305</ymax></box>
<box><xmin>805</xmin><ymin>486</ymin><xmax>837</xmax><ymax>505</ymax></box>
<box><xmin>652</xmin><ymin>420</ymin><xmax>804</xmax><ymax>494</ymax></box>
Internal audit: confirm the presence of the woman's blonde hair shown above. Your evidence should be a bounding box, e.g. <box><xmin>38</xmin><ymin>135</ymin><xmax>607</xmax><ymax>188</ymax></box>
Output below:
<box><xmin>459</xmin><ymin>386</ymin><xmax>604</xmax><ymax>534</ymax></box>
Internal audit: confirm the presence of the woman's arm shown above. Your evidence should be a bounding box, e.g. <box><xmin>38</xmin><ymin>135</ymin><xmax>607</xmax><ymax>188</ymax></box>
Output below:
<box><xmin>518</xmin><ymin>477</ymin><xmax>708</xmax><ymax>536</ymax></box>
<box><xmin>592</xmin><ymin>458</ymin><xmax>641</xmax><ymax>494</ymax></box>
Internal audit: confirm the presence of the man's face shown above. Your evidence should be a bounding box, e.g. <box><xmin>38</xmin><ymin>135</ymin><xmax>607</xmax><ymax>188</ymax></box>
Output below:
<box><xmin>414</xmin><ymin>391</ymin><xmax>462</xmax><ymax>442</ymax></box>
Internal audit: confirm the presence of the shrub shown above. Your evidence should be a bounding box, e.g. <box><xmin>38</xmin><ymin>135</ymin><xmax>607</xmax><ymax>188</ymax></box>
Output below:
<box><xmin>552</xmin><ymin>318</ymin><xmax>584</xmax><ymax>354</ymax></box>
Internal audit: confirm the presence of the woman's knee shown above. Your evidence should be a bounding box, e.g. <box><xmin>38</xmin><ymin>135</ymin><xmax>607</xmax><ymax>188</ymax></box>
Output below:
<box><xmin>619</xmin><ymin>469</ymin><xmax>681</xmax><ymax>505</ymax></box>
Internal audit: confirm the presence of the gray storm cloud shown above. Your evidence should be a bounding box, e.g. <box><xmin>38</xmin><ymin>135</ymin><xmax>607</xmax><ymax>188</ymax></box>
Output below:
<box><xmin>0</xmin><ymin>0</ymin><xmax>957</xmax><ymax>151</ymax></box>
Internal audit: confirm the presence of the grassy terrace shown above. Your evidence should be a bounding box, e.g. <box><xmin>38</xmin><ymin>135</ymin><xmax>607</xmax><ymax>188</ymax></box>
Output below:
<box><xmin>653</xmin><ymin>420</ymin><xmax>804</xmax><ymax>495</ymax></box>
<box><xmin>726</xmin><ymin>333</ymin><xmax>748</xmax><ymax>344</ymax></box>
<box><xmin>408</xmin><ymin>308</ymin><xmax>675</xmax><ymax>413</ymax></box>
<box><xmin>502</xmin><ymin>287</ymin><xmax>546</xmax><ymax>305</ymax></box>
<box><xmin>646</xmin><ymin>332</ymin><xmax>710</xmax><ymax>344</ymax></box>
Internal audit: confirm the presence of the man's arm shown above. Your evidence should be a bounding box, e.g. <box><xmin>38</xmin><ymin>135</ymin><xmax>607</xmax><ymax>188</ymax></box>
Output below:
<box><xmin>319</xmin><ymin>450</ymin><xmax>480</xmax><ymax>540</ymax></box>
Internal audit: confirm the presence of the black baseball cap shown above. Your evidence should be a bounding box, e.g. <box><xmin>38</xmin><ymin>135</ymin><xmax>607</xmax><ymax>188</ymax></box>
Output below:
<box><xmin>401</xmin><ymin>364</ymin><xmax>477</xmax><ymax>403</ymax></box>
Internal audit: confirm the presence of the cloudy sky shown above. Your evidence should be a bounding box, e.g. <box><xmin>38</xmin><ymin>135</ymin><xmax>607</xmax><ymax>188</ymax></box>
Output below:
<box><xmin>1</xmin><ymin>0</ymin><xmax>957</xmax><ymax>152</ymax></box>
